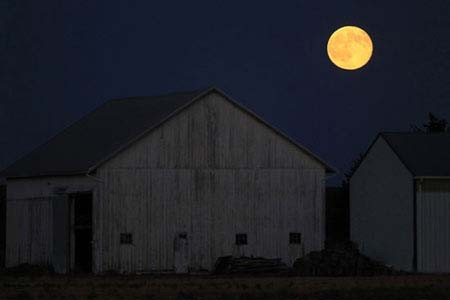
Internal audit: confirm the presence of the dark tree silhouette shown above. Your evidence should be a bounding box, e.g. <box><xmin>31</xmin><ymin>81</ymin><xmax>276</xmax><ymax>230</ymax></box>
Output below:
<box><xmin>346</xmin><ymin>112</ymin><xmax>448</xmax><ymax>186</ymax></box>
<box><xmin>342</xmin><ymin>153</ymin><xmax>364</xmax><ymax>189</ymax></box>
<box><xmin>410</xmin><ymin>113</ymin><xmax>448</xmax><ymax>133</ymax></box>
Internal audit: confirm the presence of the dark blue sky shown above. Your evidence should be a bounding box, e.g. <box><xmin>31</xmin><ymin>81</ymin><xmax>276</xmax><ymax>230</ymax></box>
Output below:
<box><xmin>1</xmin><ymin>1</ymin><xmax>450</xmax><ymax>184</ymax></box>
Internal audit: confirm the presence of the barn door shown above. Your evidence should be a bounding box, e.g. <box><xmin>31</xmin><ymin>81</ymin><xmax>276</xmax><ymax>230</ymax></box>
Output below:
<box><xmin>52</xmin><ymin>195</ymin><xmax>70</xmax><ymax>273</ymax></box>
<box><xmin>72</xmin><ymin>192</ymin><xmax>93</xmax><ymax>272</ymax></box>
<box><xmin>174</xmin><ymin>232</ymin><xmax>189</xmax><ymax>273</ymax></box>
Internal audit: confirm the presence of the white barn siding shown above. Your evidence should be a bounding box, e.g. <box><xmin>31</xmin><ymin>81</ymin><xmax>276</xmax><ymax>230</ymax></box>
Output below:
<box><xmin>6</xmin><ymin>176</ymin><xmax>95</xmax><ymax>200</ymax></box>
<box><xmin>6</xmin><ymin>198</ymin><xmax>53</xmax><ymax>267</ymax></box>
<box><xmin>416</xmin><ymin>179</ymin><xmax>450</xmax><ymax>273</ymax></box>
<box><xmin>350</xmin><ymin>137</ymin><xmax>414</xmax><ymax>271</ymax></box>
<box><xmin>94</xmin><ymin>92</ymin><xmax>326</xmax><ymax>272</ymax></box>
<box><xmin>5</xmin><ymin>176</ymin><xmax>96</xmax><ymax>268</ymax></box>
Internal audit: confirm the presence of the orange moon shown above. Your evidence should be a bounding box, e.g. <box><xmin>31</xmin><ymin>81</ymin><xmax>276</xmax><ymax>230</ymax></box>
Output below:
<box><xmin>327</xmin><ymin>26</ymin><xmax>373</xmax><ymax>70</ymax></box>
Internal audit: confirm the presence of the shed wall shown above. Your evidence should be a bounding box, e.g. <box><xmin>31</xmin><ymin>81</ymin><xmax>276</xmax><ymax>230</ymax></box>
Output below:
<box><xmin>350</xmin><ymin>137</ymin><xmax>414</xmax><ymax>271</ymax></box>
<box><xmin>6</xmin><ymin>197</ymin><xmax>53</xmax><ymax>267</ymax></box>
<box><xmin>7</xmin><ymin>176</ymin><xmax>95</xmax><ymax>199</ymax></box>
<box><xmin>95</xmin><ymin>92</ymin><xmax>326</xmax><ymax>272</ymax></box>
<box><xmin>5</xmin><ymin>176</ymin><xmax>96</xmax><ymax>268</ymax></box>
<box><xmin>416</xmin><ymin>179</ymin><xmax>450</xmax><ymax>273</ymax></box>
<box><xmin>0</xmin><ymin>185</ymin><xmax>5</xmax><ymax>267</ymax></box>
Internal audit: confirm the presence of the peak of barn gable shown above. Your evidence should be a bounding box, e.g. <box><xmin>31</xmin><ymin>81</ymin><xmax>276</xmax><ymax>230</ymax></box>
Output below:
<box><xmin>95</xmin><ymin>88</ymin><xmax>334</xmax><ymax>172</ymax></box>
<box><xmin>0</xmin><ymin>87</ymin><xmax>333</xmax><ymax>179</ymax></box>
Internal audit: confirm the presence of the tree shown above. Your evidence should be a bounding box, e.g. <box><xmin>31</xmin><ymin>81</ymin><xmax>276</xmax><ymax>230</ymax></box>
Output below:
<box><xmin>341</xmin><ymin>153</ymin><xmax>364</xmax><ymax>190</ymax></box>
<box><xmin>410</xmin><ymin>113</ymin><xmax>448</xmax><ymax>133</ymax></box>
<box><xmin>346</xmin><ymin>113</ymin><xmax>448</xmax><ymax>185</ymax></box>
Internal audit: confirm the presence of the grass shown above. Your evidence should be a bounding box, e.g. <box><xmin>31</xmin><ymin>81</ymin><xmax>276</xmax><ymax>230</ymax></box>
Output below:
<box><xmin>0</xmin><ymin>274</ymin><xmax>449</xmax><ymax>300</ymax></box>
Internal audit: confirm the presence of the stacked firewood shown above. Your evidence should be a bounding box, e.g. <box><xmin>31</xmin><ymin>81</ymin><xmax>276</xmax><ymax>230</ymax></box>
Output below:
<box><xmin>213</xmin><ymin>256</ymin><xmax>289</xmax><ymax>274</ymax></box>
<box><xmin>293</xmin><ymin>241</ymin><xmax>400</xmax><ymax>276</ymax></box>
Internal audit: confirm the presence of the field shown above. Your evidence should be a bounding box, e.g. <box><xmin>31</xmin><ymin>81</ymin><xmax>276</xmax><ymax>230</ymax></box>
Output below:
<box><xmin>0</xmin><ymin>274</ymin><xmax>449</xmax><ymax>300</ymax></box>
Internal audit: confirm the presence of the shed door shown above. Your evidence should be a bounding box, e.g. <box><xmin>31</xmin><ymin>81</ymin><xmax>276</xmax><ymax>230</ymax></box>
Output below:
<box><xmin>72</xmin><ymin>192</ymin><xmax>93</xmax><ymax>272</ymax></box>
<box><xmin>417</xmin><ymin>181</ymin><xmax>450</xmax><ymax>273</ymax></box>
<box><xmin>52</xmin><ymin>195</ymin><xmax>70</xmax><ymax>273</ymax></box>
<box><xmin>0</xmin><ymin>185</ymin><xmax>5</xmax><ymax>268</ymax></box>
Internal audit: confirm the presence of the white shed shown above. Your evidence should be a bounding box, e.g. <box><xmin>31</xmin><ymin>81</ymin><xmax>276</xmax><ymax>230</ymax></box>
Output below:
<box><xmin>1</xmin><ymin>87</ymin><xmax>335</xmax><ymax>273</ymax></box>
<box><xmin>350</xmin><ymin>132</ymin><xmax>450</xmax><ymax>273</ymax></box>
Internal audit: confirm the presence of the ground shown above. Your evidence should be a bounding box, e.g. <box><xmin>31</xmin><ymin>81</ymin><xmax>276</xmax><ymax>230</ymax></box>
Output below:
<box><xmin>0</xmin><ymin>274</ymin><xmax>449</xmax><ymax>300</ymax></box>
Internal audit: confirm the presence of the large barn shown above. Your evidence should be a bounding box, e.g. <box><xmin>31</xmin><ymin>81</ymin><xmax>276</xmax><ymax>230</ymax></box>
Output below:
<box><xmin>1</xmin><ymin>87</ymin><xmax>334</xmax><ymax>273</ymax></box>
<box><xmin>350</xmin><ymin>132</ymin><xmax>450</xmax><ymax>273</ymax></box>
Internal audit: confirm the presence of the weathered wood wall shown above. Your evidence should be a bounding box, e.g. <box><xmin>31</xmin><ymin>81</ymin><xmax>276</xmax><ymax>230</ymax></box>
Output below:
<box><xmin>0</xmin><ymin>184</ymin><xmax>6</xmax><ymax>268</ymax></box>
<box><xmin>5</xmin><ymin>176</ymin><xmax>95</xmax><ymax>268</ymax></box>
<box><xmin>417</xmin><ymin>179</ymin><xmax>450</xmax><ymax>273</ymax></box>
<box><xmin>95</xmin><ymin>92</ymin><xmax>326</xmax><ymax>272</ymax></box>
<box><xmin>6</xmin><ymin>197</ymin><xmax>53</xmax><ymax>267</ymax></box>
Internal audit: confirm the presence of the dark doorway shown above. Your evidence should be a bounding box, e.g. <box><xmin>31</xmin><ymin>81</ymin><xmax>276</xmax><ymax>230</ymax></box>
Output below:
<box><xmin>325</xmin><ymin>187</ymin><xmax>349</xmax><ymax>247</ymax></box>
<box><xmin>71</xmin><ymin>192</ymin><xmax>92</xmax><ymax>272</ymax></box>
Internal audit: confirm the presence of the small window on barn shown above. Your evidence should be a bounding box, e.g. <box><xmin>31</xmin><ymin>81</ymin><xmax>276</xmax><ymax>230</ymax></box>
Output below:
<box><xmin>235</xmin><ymin>233</ymin><xmax>247</xmax><ymax>245</ymax></box>
<box><xmin>289</xmin><ymin>232</ymin><xmax>302</xmax><ymax>244</ymax></box>
<box><xmin>120</xmin><ymin>233</ymin><xmax>133</xmax><ymax>244</ymax></box>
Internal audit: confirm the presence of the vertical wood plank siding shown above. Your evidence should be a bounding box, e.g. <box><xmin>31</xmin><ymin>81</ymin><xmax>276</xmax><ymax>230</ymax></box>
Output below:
<box><xmin>95</xmin><ymin>93</ymin><xmax>326</xmax><ymax>272</ymax></box>
<box><xmin>5</xmin><ymin>198</ymin><xmax>53</xmax><ymax>267</ymax></box>
<box><xmin>5</xmin><ymin>176</ymin><xmax>96</xmax><ymax>269</ymax></box>
<box><xmin>417</xmin><ymin>179</ymin><xmax>450</xmax><ymax>273</ymax></box>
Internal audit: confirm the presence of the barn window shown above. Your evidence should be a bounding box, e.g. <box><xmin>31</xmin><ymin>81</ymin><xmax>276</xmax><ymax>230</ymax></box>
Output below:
<box><xmin>120</xmin><ymin>233</ymin><xmax>133</xmax><ymax>244</ymax></box>
<box><xmin>235</xmin><ymin>233</ymin><xmax>247</xmax><ymax>245</ymax></box>
<box><xmin>289</xmin><ymin>232</ymin><xmax>302</xmax><ymax>244</ymax></box>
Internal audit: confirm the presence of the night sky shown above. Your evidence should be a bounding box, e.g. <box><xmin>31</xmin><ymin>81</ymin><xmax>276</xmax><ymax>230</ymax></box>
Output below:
<box><xmin>1</xmin><ymin>1</ymin><xmax>450</xmax><ymax>184</ymax></box>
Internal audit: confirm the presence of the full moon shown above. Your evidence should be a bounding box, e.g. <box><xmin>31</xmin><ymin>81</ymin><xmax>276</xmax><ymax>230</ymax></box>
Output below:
<box><xmin>327</xmin><ymin>26</ymin><xmax>373</xmax><ymax>70</ymax></box>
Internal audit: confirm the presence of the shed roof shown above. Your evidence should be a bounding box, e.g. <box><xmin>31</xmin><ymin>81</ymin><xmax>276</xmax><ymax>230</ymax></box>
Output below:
<box><xmin>1</xmin><ymin>87</ymin><xmax>335</xmax><ymax>179</ymax></box>
<box><xmin>381</xmin><ymin>132</ymin><xmax>450</xmax><ymax>177</ymax></box>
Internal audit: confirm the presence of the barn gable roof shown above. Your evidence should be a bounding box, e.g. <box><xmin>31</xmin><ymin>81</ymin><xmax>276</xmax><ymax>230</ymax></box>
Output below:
<box><xmin>1</xmin><ymin>87</ymin><xmax>335</xmax><ymax>179</ymax></box>
<box><xmin>380</xmin><ymin>132</ymin><xmax>450</xmax><ymax>177</ymax></box>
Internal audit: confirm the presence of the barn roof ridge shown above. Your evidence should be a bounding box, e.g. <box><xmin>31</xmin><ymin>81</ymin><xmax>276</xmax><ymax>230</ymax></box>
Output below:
<box><xmin>1</xmin><ymin>87</ymin><xmax>335</xmax><ymax>179</ymax></box>
<box><xmin>106</xmin><ymin>88</ymin><xmax>210</xmax><ymax>102</ymax></box>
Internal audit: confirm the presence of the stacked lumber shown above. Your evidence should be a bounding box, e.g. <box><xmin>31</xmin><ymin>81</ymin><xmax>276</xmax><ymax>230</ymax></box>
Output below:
<box><xmin>293</xmin><ymin>241</ymin><xmax>400</xmax><ymax>276</ymax></box>
<box><xmin>213</xmin><ymin>256</ymin><xmax>289</xmax><ymax>274</ymax></box>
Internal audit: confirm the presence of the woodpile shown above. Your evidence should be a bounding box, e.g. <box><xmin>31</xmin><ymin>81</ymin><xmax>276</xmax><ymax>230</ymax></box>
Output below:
<box><xmin>213</xmin><ymin>256</ymin><xmax>289</xmax><ymax>274</ymax></box>
<box><xmin>293</xmin><ymin>241</ymin><xmax>400</xmax><ymax>276</ymax></box>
